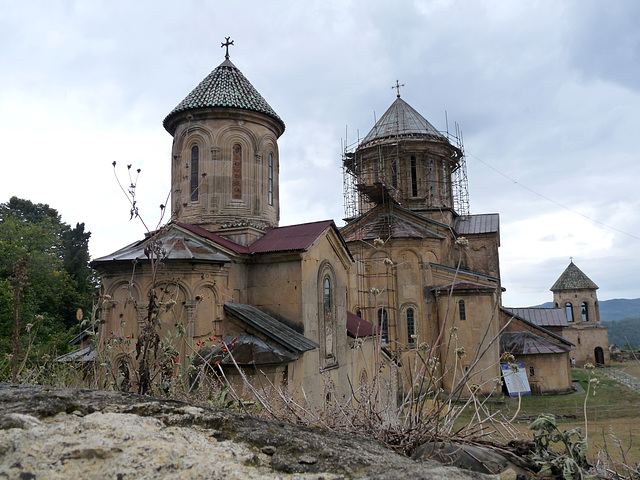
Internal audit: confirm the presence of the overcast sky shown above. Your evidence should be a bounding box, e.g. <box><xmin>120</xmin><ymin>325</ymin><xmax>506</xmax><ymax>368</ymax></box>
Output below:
<box><xmin>1</xmin><ymin>0</ymin><xmax>639</xmax><ymax>307</ymax></box>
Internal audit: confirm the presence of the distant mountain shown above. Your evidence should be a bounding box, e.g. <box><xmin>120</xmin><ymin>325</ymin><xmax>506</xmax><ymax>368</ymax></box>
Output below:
<box><xmin>530</xmin><ymin>298</ymin><xmax>640</xmax><ymax>350</ymax></box>
<box><xmin>532</xmin><ymin>298</ymin><xmax>640</xmax><ymax>323</ymax></box>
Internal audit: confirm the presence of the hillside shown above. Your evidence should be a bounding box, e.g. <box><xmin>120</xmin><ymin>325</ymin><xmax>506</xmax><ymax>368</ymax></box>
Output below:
<box><xmin>533</xmin><ymin>298</ymin><xmax>640</xmax><ymax>323</ymax></box>
<box><xmin>602</xmin><ymin>317</ymin><xmax>640</xmax><ymax>350</ymax></box>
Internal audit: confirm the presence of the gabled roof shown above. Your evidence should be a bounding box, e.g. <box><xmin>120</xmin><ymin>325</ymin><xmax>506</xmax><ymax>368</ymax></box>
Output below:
<box><xmin>163</xmin><ymin>58</ymin><xmax>285</xmax><ymax>135</ymax></box>
<box><xmin>224</xmin><ymin>303</ymin><xmax>319</xmax><ymax>354</ymax></box>
<box><xmin>500</xmin><ymin>331</ymin><xmax>570</xmax><ymax>355</ymax></box>
<box><xmin>503</xmin><ymin>307</ymin><xmax>568</xmax><ymax>328</ymax></box>
<box><xmin>453</xmin><ymin>214</ymin><xmax>500</xmax><ymax>235</ymax></box>
<box><xmin>432</xmin><ymin>280</ymin><xmax>497</xmax><ymax>293</ymax></box>
<box><xmin>500</xmin><ymin>307</ymin><xmax>573</xmax><ymax>347</ymax></box>
<box><xmin>199</xmin><ymin>334</ymin><xmax>299</xmax><ymax>366</ymax></box>
<box><xmin>551</xmin><ymin>261</ymin><xmax>599</xmax><ymax>291</ymax></box>
<box><xmin>249</xmin><ymin>220</ymin><xmax>339</xmax><ymax>253</ymax></box>
<box><xmin>91</xmin><ymin>225</ymin><xmax>233</xmax><ymax>265</ymax></box>
<box><xmin>429</xmin><ymin>262</ymin><xmax>500</xmax><ymax>283</ymax></box>
<box><xmin>359</xmin><ymin>96</ymin><xmax>449</xmax><ymax>148</ymax></box>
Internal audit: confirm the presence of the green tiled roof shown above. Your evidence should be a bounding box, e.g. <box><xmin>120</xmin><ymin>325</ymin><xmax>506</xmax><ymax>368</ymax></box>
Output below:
<box><xmin>550</xmin><ymin>261</ymin><xmax>598</xmax><ymax>291</ymax></box>
<box><xmin>163</xmin><ymin>58</ymin><xmax>285</xmax><ymax>134</ymax></box>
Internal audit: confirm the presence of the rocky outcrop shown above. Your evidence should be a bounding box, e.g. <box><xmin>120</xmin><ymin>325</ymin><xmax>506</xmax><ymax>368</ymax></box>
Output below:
<box><xmin>0</xmin><ymin>384</ymin><xmax>494</xmax><ymax>479</ymax></box>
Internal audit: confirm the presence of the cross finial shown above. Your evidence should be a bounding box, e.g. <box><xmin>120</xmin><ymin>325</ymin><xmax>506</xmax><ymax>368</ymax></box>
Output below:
<box><xmin>570</xmin><ymin>256</ymin><xmax>573</xmax><ymax>263</ymax></box>
<box><xmin>392</xmin><ymin>80</ymin><xmax>405</xmax><ymax>98</ymax></box>
<box><xmin>221</xmin><ymin>37</ymin><xmax>234</xmax><ymax>60</ymax></box>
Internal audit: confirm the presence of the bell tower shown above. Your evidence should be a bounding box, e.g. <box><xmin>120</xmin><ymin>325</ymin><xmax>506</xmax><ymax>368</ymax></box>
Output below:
<box><xmin>163</xmin><ymin>38</ymin><xmax>285</xmax><ymax>245</ymax></box>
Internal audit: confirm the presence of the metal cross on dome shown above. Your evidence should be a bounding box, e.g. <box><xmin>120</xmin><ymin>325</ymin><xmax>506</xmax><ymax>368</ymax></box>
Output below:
<box><xmin>392</xmin><ymin>80</ymin><xmax>405</xmax><ymax>98</ymax></box>
<box><xmin>221</xmin><ymin>37</ymin><xmax>234</xmax><ymax>60</ymax></box>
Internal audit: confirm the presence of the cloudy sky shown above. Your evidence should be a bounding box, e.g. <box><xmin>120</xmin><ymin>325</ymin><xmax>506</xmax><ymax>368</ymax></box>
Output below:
<box><xmin>1</xmin><ymin>0</ymin><xmax>639</xmax><ymax>307</ymax></box>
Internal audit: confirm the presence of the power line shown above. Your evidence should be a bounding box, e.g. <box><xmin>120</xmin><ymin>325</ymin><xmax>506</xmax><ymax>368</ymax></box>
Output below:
<box><xmin>467</xmin><ymin>151</ymin><xmax>640</xmax><ymax>242</ymax></box>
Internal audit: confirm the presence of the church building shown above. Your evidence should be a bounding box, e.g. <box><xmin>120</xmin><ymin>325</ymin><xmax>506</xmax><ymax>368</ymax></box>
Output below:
<box><xmin>92</xmin><ymin>42</ymin><xmax>607</xmax><ymax>402</ymax></box>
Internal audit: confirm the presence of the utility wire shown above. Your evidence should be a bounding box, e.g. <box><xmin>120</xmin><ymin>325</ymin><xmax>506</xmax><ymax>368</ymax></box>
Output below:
<box><xmin>467</xmin><ymin>152</ymin><xmax>640</xmax><ymax>242</ymax></box>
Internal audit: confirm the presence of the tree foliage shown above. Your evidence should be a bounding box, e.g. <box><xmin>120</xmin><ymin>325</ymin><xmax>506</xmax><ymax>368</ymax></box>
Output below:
<box><xmin>603</xmin><ymin>317</ymin><xmax>640</xmax><ymax>350</ymax></box>
<box><xmin>0</xmin><ymin>197</ymin><xmax>97</xmax><ymax>359</ymax></box>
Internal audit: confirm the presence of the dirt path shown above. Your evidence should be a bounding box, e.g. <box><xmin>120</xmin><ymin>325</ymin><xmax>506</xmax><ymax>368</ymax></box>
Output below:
<box><xmin>606</xmin><ymin>367</ymin><xmax>640</xmax><ymax>394</ymax></box>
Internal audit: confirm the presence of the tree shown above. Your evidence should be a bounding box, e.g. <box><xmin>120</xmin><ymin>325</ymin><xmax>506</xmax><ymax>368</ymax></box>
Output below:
<box><xmin>0</xmin><ymin>197</ymin><xmax>97</xmax><ymax>361</ymax></box>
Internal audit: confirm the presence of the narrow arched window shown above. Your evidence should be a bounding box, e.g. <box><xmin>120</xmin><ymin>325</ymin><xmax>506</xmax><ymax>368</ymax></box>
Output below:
<box><xmin>410</xmin><ymin>156</ymin><xmax>418</xmax><ymax>196</ymax></box>
<box><xmin>378</xmin><ymin>308</ymin><xmax>389</xmax><ymax>345</ymax></box>
<box><xmin>406</xmin><ymin>308</ymin><xmax>415</xmax><ymax>345</ymax></box>
<box><xmin>268</xmin><ymin>153</ymin><xmax>274</xmax><ymax>205</ymax></box>
<box><xmin>529</xmin><ymin>365</ymin><xmax>535</xmax><ymax>377</ymax></box>
<box><xmin>429</xmin><ymin>158</ymin><xmax>435</xmax><ymax>196</ymax></box>
<box><xmin>581</xmin><ymin>302</ymin><xmax>589</xmax><ymax>322</ymax></box>
<box><xmin>355</xmin><ymin>309</ymin><xmax>362</xmax><ymax>318</ymax></box>
<box><xmin>373</xmin><ymin>161</ymin><xmax>379</xmax><ymax>183</ymax></box>
<box><xmin>442</xmin><ymin>160</ymin><xmax>448</xmax><ymax>200</ymax></box>
<box><xmin>565</xmin><ymin>302</ymin><xmax>574</xmax><ymax>322</ymax></box>
<box><xmin>324</xmin><ymin>277</ymin><xmax>331</xmax><ymax>311</ymax></box>
<box><xmin>232</xmin><ymin>144</ymin><xmax>242</xmax><ymax>199</ymax></box>
<box><xmin>190</xmin><ymin>145</ymin><xmax>199</xmax><ymax>202</ymax></box>
<box><xmin>458</xmin><ymin>300</ymin><xmax>466</xmax><ymax>321</ymax></box>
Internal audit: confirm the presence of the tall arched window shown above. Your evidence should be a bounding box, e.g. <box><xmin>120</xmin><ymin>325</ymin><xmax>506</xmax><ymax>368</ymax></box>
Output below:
<box><xmin>410</xmin><ymin>156</ymin><xmax>418</xmax><ymax>196</ymax></box>
<box><xmin>232</xmin><ymin>143</ymin><xmax>242</xmax><ymax>199</ymax></box>
<box><xmin>190</xmin><ymin>145</ymin><xmax>199</xmax><ymax>202</ymax></box>
<box><xmin>565</xmin><ymin>302</ymin><xmax>574</xmax><ymax>322</ymax></box>
<box><xmin>391</xmin><ymin>160</ymin><xmax>398</xmax><ymax>189</ymax></box>
<box><xmin>318</xmin><ymin>263</ymin><xmax>337</xmax><ymax>367</ymax></box>
<box><xmin>581</xmin><ymin>302</ymin><xmax>589</xmax><ymax>322</ymax></box>
<box><xmin>373</xmin><ymin>161</ymin><xmax>379</xmax><ymax>183</ymax></box>
<box><xmin>458</xmin><ymin>300</ymin><xmax>466</xmax><ymax>321</ymax></box>
<box><xmin>406</xmin><ymin>308</ymin><xmax>415</xmax><ymax>345</ymax></box>
<box><xmin>268</xmin><ymin>153</ymin><xmax>274</xmax><ymax>206</ymax></box>
<box><xmin>429</xmin><ymin>158</ymin><xmax>435</xmax><ymax>196</ymax></box>
<box><xmin>442</xmin><ymin>160</ymin><xmax>448</xmax><ymax>200</ymax></box>
<box><xmin>324</xmin><ymin>277</ymin><xmax>331</xmax><ymax>311</ymax></box>
<box><xmin>378</xmin><ymin>308</ymin><xmax>389</xmax><ymax>345</ymax></box>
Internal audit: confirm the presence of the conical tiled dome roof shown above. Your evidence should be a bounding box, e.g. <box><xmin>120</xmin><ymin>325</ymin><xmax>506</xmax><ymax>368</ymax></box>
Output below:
<box><xmin>163</xmin><ymin>58</ymin><xmax>285</xmax><ymax>134</ymax></box>
<box><xmin>359</xmin><ymin>96</ymin><xmax>448</xmax><ymax>148</ymax></box>
<box><xmin>550</xmin><ymin>261</ymin><xmax>599</xmax><ymax>291</ymax></box>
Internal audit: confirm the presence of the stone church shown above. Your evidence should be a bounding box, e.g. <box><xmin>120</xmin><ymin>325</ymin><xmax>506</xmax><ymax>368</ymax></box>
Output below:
<box><xmin>92</xmin><ymin>44</ymin><xmax>607</xmax><ymax>402</ymax></box>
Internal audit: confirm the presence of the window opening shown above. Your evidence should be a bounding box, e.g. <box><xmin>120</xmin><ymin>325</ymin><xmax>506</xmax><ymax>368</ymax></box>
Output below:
<box><xmin>391</xmin><ymin>160</ymin><xmax>398</xmax><ymax>189</ymax></box>
<box><xmin>410</xmin><ymin>156</ymin><xmax>418</xmax><ymax>196</ymax></box>
<box><xmin>190</xmin><ymin>145</ymin><xmax>199</xmax><ymax>202</ymax></box>
<box><xmin>458</xmin><ymin>300</ymin><xmax>466</xmax><ymax>321</ymax></box>
<box><xmin>529</xmin><ymin>366</ymin><xmax>535</xmax><ymax>377</ymax></box>
<box><xmin>581</xmin><ymin>302</ymin><xmax>588</xmax><ymax>322</ymax></box>
<box><xmin>373</xmin><ymin>161</ymin><xmax>379</xmax><ymax>183</ymax></box>
<box><xmin>442</xmin><ymin>160</ymin><xmax>448</xmax><ymax>201</ymax></box>
<box><xmin>429</xmin><ymin>158</ymin><xmax>435</xmax><ymax>196</ymax></box>
<box><xmin>406</xmin><ymin>308</ymin><xmax>415</xmax><ymax>344</ymax></box>
<box><xmin>565</xmin><ymin>302</ymin><xmax>574</xmax><ymax>322</ymax></box>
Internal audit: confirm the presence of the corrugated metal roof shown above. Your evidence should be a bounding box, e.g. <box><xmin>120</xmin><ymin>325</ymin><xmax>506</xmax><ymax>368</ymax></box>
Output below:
<box><xmin>92</xmin><ymin>227</ymin><xmax>233</xmax><ymax>264</ymax></box>
<box><xmin>500</xmin><ymin>331</ymin><xmax>570</xmax><ymax>355</ymax></box>
<box><xmin>249</xmin><ymin>220</ymin><xmax>335</xmax><ymax>253</ymax></box>
<box><xmin>342</xmin><ymin>209</ymin><xmax>444</xmax><ymax>243</ymax></box>
<box><xmin>503</xmin><ymin>307</ymin><xmax>568</xmax><ymax>328</ymax></box>
<box><xmin>551</xmin><ymin>261</ymin><xmax>599</xmax><ymax>291</ymax></box>
<box><xmin>453</xmin><ymin>214</ymin><xmax>500</xmax><ymax>235</ymax></box>
<box><xmin>224</xmin><ymin>303</ymin><xmax>319</xmax><ymax>353</ymax></box>
<box><xmin>176</xmin><ymin>222</ymin><xmax>250</xmax><ymax>254</ymax></box>
<box><xmin>163</xmin><ymin>58</ymin><xmax>284</xmax><ymax>135</ymax></box>
<box><xmin>359</xmin><ymin>97</ymin><xmax>449</xmax><ymax>147</ymax></box>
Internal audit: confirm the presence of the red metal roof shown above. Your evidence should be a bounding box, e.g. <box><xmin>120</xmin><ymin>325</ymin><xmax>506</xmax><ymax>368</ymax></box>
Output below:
<box><xmin>249</xmin><ymin>220</ymin><xmax>335</xmax><ymax>253</ymax></box>
<box><xmin>347</xmin><ymin>311</ymin><xmax>379</xmax><ymax>338</ymax></box>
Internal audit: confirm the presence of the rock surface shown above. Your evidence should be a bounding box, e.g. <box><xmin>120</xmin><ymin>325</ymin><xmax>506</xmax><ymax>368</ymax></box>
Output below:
<box><xmin>0</xmin><ymin>384</ymin><xmax>495</xmax><ymax>479</ymax></box>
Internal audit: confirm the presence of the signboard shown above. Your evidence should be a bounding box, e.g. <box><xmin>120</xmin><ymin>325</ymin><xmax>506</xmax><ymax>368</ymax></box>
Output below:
<box><xmin>500</xmin><ymin>363</ymin><xmax>531</xmax><ymax>397</ymax></box>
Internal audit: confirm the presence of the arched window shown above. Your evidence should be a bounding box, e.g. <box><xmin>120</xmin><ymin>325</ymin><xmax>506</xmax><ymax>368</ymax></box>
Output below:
<box><xmin>190</xmin><ymin>145</ymin><xmax>199</xmax><ymax>202</ymax></box>
<box><xmin>373</xmin><ymin>161</ymin><xmax>379</xmax><ymax>183</ymax></box>
<box><xmin>378</xmin><ymin>308</ymin><xmax>389</xmax><ymax>345</ymax></box>
<box><xmin>355</xmin><ymin>309</ymin><xmax>362</xmax><ymax>318</ymax></box>
<box><xmin>268</xmin><ymin>153</ymin><xmax>274</xmax><ymax>205</ymax></box>
<box><xmin>581</xmin><ymin>302</ymin><xmax>589</xmax><ymax>322</ymax></box>
<box><xmin>324</xmin><ymin>277</ymin><xmax>331</xmax><ymax>311</ymax></box>
<box><xmin>410</xmin><ymin>156</ymin><xmax>418</xmax><ymax>196</ymax></box>
<box><xmin>442</xmin><ymin>160</ymin><xmax>448</xmax><ymax>200</ymax></box>
<box><xmin>429</xmin><ymin>158</ymin><xmax>435</xmax><ymax>196</ymax></box>
<box><xmin>529</xmin><ymin>365</ymin><xmax>535</xmax><ymax>377</ymax></box>
<box><xmin>406</xmin><ymin>308</ymin><xmax>415</xmax><ymax>345</ymax></box>
<box><xmin>232</xmin><ymin>143</ymin><xmax>242</xmax><ymax>199</ymax></box>
<box><xmin>458</xmin><ymin>300</ymin><xmax>466</xmax><ymax>321</ymax></box>
<box><xmin>565</xmin><ymin>302</ymin><xmax>574</xmax><ymax>322</ymax></box>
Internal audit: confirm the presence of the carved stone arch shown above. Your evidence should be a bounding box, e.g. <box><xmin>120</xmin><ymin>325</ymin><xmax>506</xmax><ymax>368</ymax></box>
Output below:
<box><xmin>175</xmin><ymin>125</ymin><xmax>214</xmax><ymax>153</ymax></box>
<box><xmin>214</xmin><ymin>124</ymin><xmax>259</xmax><ymax>151</ymax></box>
<box><xmin>400</xmin><ymin>301</ymin><xmax>419</xmax><ymax>346</ymax></box>
<box><xmin>396</xmin><ymin>249</ymin><xmax>421</xmax><ymax>303</ymax></box>
<box><xmin>105</xmin><ymin>279</ymin><xmax>142</xmax><ymax>339</ymax></box>
<box><xmin>317</xmin><ymin>260</ymin><xmax>338</xmax><ymax>368</ymax></box>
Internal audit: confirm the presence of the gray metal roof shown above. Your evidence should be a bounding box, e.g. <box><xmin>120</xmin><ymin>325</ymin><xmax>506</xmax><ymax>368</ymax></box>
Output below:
<box><xmin>500</xmin><ymin>331</ymin><xmax>570</xmax><ymax>355</ymax></box>
<box><xmin>163</xmin><ymin>58</ymin><xmax>285</xmax><ymax>134</ymax></box>
<box><xmin>453</xmin><ymin>214</ymin><xmax>500</xmax><ymax>235</ymax></box>
<box><xmin>197</xmin><ymin>334</ymin><xmax>299</xmax><ymax>366</ymax></box>
<box><xmin>503</xmin><ymin>307</ymin><xmax>568</xmax><ymax>328</ymax></box>
<box><xmin>91</xmin><ymin>226</ymin><xmax>232</xmax><ymax>265</ymax></box>
<box><xmin>359</xmin><ymin>97</ymin><xmax>448</xmax><ymax>147</ymax></box>
<box><xmin>224</xmin><ymin>303</ymin><xmax>319</xmax><ymax>353</ymax></box>
<box><xmin>551</xmin><ymin>261</ymin><xmax>599</xmax><ymax>291</ymax></box>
